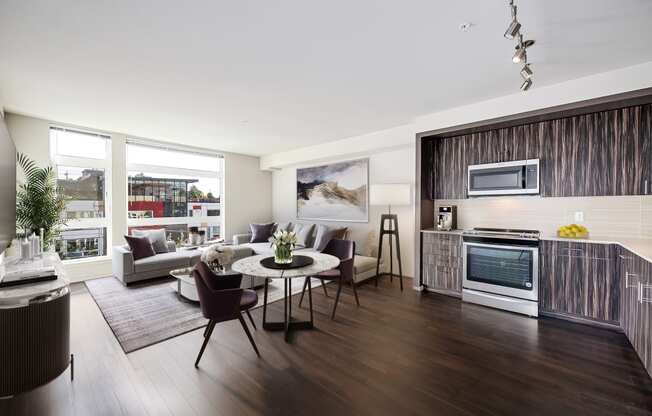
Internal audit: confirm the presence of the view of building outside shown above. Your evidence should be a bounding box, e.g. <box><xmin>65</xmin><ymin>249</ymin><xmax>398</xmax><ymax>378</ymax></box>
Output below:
<box><xmin>54</xmin><ymin>228</ymin><xmax>107</xmax><ymax>260</ymax></box>
<box><xmin>127</xmin><ymin>172</ymin><xmax>222</xmax><ymax>244</ymax></box>
<box><xmin>51</xmin><ymin>127</ymin><xmax>111</xmax><ymax>261</ymax></box>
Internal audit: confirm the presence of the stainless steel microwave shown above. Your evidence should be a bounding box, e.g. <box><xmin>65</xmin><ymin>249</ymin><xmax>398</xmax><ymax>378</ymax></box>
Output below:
<box><xmin>467</xmin><ymin>159</ymin><xmax>539</xmax><ymax>196</ymax></box>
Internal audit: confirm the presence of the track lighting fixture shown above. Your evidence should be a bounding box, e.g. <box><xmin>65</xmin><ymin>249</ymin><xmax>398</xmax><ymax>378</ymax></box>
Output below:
<box><xmin>504</xmin><ymin>3</ymin><xmax>521</xmax><ymax>39</ymax></box>
<box><xmin>504</xmin><ymin>1</ymin><xmax>536</xmax><ymax>90</ymax></box>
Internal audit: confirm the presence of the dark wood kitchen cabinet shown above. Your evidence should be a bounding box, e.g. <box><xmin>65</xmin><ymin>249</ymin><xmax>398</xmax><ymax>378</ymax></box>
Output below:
<box><xmin>434</xmin><ymin>137</ymin><xmax>466</xmax><ymax>199</ymax></box>
<box><xmin>424</xmin><ymin>103</ymin><xmax>652</xmax><ymax>201</ymax></box>
<box><xmin>541</xmin><ymin>105</ymin><xmax>652</xmax><ymax>197</ymax></box>
<box><xmin>421</xmin><ymin>232</ymin><xmax>462</xmax><ymax>296</ymax></box>
<box><xmin>618</xmin><ymin>247</ymin><xmax>652</xmax><ymax>377</ymax></box>
<box><xmin>539</xmin><ymin>240</ymin><xmax>619</xmax><ymax>323</ymax></box>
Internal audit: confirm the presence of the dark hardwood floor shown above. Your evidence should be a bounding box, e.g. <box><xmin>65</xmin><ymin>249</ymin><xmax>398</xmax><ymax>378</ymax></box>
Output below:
<box><xmin>1</xmin><ymin>277</ymin><xmax>652</xmax><ymax>416</ymax></box>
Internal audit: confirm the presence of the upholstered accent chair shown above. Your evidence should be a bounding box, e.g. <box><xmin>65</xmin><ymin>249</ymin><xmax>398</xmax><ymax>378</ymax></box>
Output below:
<box><xmin>192</xmin><ymin>262</ymin><xmax>260</xmax><ymax>368</ymax></box>
<box><xmin>298</xmin><ymin>239</ymin><xmax>358</xmax><ymax>320</ymax></box>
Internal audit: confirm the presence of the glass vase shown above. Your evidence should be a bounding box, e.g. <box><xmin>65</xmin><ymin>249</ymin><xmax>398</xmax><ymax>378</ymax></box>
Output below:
<box><xmin>274</xmin><ymin>244</ymin><xmax>293</xmax><ymax>264</ymax></box>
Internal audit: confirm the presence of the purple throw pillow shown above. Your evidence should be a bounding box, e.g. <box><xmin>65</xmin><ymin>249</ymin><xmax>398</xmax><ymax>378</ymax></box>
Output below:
<box><xmin>250</xmin><ymin>223</ymin><xmax>275</xmax><ymax>243</ymax></box>
<box><xmin>124</xmin><ymin>235</ymin><xmax>156</xmax><ymax>260</ymax></box>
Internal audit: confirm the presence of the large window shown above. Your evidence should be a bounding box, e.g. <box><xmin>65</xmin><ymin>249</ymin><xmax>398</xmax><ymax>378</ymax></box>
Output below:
<box><xmin>50</xmin><ymin>127</ymin><xmax>111</xmax><ymax>260</ymax></box>
<box><xmin>126</xmin><ymin>141</ymin><xmax>223</xmax><ymax>245</ymax></box>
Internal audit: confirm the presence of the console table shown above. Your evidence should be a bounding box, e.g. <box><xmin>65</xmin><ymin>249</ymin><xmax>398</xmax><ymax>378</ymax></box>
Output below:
<box><xmin>0</xmin><ymin>254</ymin><xmax>72</xmax><ymax>398</ymax></box>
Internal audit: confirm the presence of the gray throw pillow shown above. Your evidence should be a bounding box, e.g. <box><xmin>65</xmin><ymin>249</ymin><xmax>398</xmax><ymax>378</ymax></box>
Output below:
<box><xmin>250</xmin><ymin>223</ymin><xmax>275</xmax><ymax>243</ymax></box>
<box><xmin>293</xmin><ymin>223</ymin><xmax>315</xmax><ymax>247</ymax></box>
<box><xmin>275</xmin><ymin>222</ymin><xmax>292</xmax><ymax>233</ymax></box>
<box><xmin>313</xmin><ymin>225</ymin><xmax>348</xmax><ymax>252</ymax></box>
<box><xmin>132</xmin><ymin>229</ymin><xmax>168</xmax><ymax>253</ymax></box>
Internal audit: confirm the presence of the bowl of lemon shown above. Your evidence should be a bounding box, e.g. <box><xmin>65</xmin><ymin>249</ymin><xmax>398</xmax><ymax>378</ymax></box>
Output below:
<box><xmin>557</xmin><ymin>224</ymin><xmax>589</xmax><ymax>239</ymax></box>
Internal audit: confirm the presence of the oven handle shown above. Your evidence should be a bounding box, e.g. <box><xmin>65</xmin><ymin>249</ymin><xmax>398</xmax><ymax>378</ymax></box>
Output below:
<box><xmin>462</xmin><ymin>241</ymin><xmax>539</xmax><ymax>252</ymax></box>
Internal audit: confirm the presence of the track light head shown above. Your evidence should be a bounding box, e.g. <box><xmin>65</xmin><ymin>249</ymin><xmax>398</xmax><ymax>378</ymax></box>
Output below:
<box><xmin>513</xmin><ymin>47</ymin><xmax>526</xmax><ymax>64</ymax></box>
<box><xmin>520</xmin><ymin>64</ymin><xmax>533</xmax><ymax>79</ymax></box>
<box><xmin>504</xmin><ymin>19</ymin><xmax>521</xmax><ymax>39</ymax></box>
<box><xmin>520</xmin><ymin>78</ymin><xmax>532</xmax><ymax>91</ymax></box>
<box><xmin>513</xmin><ymin>37</ymin><xmax>534</xmax><ymax>63</ymax></box>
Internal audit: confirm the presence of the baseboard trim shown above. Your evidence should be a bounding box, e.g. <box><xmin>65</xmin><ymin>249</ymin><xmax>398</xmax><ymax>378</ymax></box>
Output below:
<box><xmin>423</xmin><ymin>287</ymin><xmax>462</xmax><ymax>299</ymax></box>
<box><xmin>539</xmin><ymin>310</ymin><xmax>622</xmax><ymax>332</ymax></box>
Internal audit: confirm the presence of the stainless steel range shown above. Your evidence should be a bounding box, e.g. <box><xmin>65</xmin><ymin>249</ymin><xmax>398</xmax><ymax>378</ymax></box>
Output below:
<box><xmin>462</xmin><ymin>228</ymin><xmax>540</xmax><ymax>317</ymax></box>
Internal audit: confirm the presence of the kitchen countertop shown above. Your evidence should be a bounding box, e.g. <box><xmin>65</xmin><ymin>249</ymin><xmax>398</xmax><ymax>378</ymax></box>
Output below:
<box><xmin>540</xmin><ymin>235</ymin><xmax>652</xmax><ymax>264</ymax></box>
<box><xmin>420</xmin><ymin>228</ymin><xmax>464</xmax><ymax>235</ymax></box>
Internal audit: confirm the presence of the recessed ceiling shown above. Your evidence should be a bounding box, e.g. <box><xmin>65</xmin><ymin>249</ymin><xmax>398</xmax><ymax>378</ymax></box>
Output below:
<box><xmin>1</xmin><ymin>0</ymin><xmax>651</xmax><ymax>156</ymax></box>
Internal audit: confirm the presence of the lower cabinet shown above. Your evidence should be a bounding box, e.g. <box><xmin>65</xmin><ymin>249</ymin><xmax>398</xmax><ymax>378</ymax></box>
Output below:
<box><xmin>539</xmin><ymin>240</ymin><xmax>619</xmax><ymax>323</ymax></box>
<box><xmin>421</xmin><ymin>233</ymin><xmax>462</xmax><ymax>295</ymax></box>
<box><xmin>619</xmin><ymin>247</ymin><xmax>652</xmax><ymax>377</ymax></box>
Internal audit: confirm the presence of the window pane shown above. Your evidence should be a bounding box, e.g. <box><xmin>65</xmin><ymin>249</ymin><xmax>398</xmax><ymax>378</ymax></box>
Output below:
<box><xmin>127</xmin><ymin>144</ymin><xmax>219</xmax><ymax>171</ymax></box>
<box><xmin>128</xmin><ymin>171</ymin><xmax>220</xmax><ymax>219</ymax></box>
<box><xmin>52</xmin><ymin>128</ymin><xmax>107</xmax><ymax>159</ymax></box>
<box><xmin>57</xmin><ymin>166</ymin><xmax>105</xmax><ymax>219</ymax></box>
<box><xmin>55</xmin><ymin>227</ymin><xmax>107</xmax><ymax>260</ymax></box>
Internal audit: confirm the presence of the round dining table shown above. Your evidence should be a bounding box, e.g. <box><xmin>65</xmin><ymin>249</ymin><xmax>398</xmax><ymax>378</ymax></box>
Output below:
<box><xmin>231</xmin><ymin>251</ymin><xmax>339</xmax><ymax>342</ymax></box>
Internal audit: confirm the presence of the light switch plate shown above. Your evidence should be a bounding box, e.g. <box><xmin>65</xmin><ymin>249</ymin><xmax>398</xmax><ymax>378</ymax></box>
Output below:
<box><xmin>574</xmin><ymin>211</ymin><xmax>584</xmax><ymax>222</ymax></box>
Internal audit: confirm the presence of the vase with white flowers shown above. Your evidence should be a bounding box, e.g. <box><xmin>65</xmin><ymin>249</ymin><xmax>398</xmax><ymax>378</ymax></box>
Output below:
<box><xmin>270</xmin><ymin>230</ymin><xmax>297</xmax><ymax>264</ymax></box>
<box><xmin>200</xmin><ymin>244</ymin><xmax>235</xmax><ymax>273</ymax></box>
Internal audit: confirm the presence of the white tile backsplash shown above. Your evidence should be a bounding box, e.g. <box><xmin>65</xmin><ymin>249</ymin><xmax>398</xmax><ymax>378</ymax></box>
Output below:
<box><xmin>436</xmin><ymin>195</ymin><xmax>652</xmax><ymax>239</ymax></box>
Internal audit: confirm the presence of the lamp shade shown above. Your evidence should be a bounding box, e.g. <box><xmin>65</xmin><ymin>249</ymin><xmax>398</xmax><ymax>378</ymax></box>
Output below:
<box><xmin>369</xmin><ymin>184</ymin><xmax>411</xmax><ymax>206</ymax></box>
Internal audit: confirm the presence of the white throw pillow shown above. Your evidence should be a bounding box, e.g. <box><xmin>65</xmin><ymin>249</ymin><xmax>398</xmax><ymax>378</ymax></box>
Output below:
<box><xmin>132</xmin><ymin>229</ymin><xmax>168</xmax><ymax>254</ymax></box>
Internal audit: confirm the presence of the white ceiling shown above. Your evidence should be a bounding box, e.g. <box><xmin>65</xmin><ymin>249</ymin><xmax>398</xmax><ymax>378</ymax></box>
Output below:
<box><xmin>1</xmin><ymin>0</ymin><xmax>651</xmax><ymax>156</ymax></box>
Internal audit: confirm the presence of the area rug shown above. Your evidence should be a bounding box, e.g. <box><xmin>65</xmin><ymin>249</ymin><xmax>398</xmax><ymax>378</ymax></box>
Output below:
<box><xmin>85</xmin><ymin>275</ymin><xmax>321</xmax><ymax>353</ymax></box>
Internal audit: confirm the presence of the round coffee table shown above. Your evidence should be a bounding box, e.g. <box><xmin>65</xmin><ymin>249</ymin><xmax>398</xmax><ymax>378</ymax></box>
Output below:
<box><xmin>231</xmin><ymin>251</ymin><xmax>339</xmax><ymax>342</ymax></box>
<box><xmin>169</xmin><ymin>267</ymin><xmax>198</xmax><ymax>302</ymax></box>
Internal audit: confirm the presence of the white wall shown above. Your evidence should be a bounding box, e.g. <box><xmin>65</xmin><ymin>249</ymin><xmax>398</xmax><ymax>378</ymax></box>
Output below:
<box><xmin>5</xmin><ymin>112</ymin><xmax>272</xmax><ymax>281</ymax></box>
<box><xmin>272</xmin><ymin>146</ymin><xmax>416</xmax><ymax>277</ymax></box>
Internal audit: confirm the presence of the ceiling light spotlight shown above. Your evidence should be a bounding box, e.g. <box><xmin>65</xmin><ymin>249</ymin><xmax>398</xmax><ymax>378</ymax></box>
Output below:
<box><xmin>504</xmin><ymin>6</ymin><xmax>521</xmax><ymax>39</ymax></box>
<box><xmin>512</xmin><ymin>35</ymin><xmax>534</xmax><ymax>63</ymax></box>
<box><xmin>520</xmin><ymin>64</ymin><xmax>533</xmax><ymax>79</ymax></box>
<box><xmin>512</xmin><ymin>47</ymin><xmax>526</xmax><ymax>64</ymax></box>
<box><xmin>520</xmin><ymin>78</ymin><xmax>533</xmax><ymax>91</ymax></box>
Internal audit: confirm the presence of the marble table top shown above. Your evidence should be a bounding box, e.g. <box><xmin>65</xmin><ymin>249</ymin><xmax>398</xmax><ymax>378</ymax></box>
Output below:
<box><xmin>231</xmin><ymin>252</ymin><xmax>340</xmax><ymax>279</ymax></box>
<box><xmin>0</xmin><ymin>253</ymin><xmax>68</xmax><ymax>307</ymax></box>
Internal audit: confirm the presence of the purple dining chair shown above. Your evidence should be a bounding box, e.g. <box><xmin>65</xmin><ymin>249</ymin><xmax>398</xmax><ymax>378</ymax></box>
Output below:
<box><xmin>193</xmin><ymin>261</ymin><xmax>260</xmax><ymax>368</ymax></box>
<box><xmin>299</xmin><ymin>239</ymin><xmax>358</xmax><ymax>319</ymax></box>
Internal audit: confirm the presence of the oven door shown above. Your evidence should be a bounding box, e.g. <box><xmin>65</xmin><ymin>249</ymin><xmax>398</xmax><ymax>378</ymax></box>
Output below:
<box><xmin>462</xmin><ymin>242</ymin><xmax>538</xmax><ymax>301</ymax></box>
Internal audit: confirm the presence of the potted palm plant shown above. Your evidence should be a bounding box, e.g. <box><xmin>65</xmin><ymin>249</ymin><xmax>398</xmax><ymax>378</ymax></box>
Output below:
<box><xmin>15</xmin><ymin>153</ymin><xmax>67</xmax><ymax>251</ymax></box>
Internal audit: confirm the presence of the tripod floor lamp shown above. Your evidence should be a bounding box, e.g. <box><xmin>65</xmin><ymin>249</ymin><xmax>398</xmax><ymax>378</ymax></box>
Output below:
<box><xmin>370</xmin><ymin>184</ymin><xmax>411</xmax><ymax>291</ymax></box>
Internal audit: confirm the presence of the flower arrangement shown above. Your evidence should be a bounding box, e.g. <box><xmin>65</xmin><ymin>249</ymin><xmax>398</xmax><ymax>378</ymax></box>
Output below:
<box><xmin>270</xmin><ymin>230</ymin><xmax>297</xmax><ymax>264</ymax></box>
<box><xmin>200</xmin><ymin>244</ymin><xmax>235</xmax><ymax>272</ymax></box>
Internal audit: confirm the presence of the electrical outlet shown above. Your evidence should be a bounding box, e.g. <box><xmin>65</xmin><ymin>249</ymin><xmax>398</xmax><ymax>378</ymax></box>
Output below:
<box><xmin>574</xmin><ymin>211</ymin><xmax>584</xmax><ymax>222</ymax></box>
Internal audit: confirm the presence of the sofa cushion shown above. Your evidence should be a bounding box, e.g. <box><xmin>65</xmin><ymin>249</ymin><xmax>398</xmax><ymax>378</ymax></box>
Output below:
<box><xmin>354</xmin><ymin>255</ymin><xmax>377</xmax><ymax>275</ymax></box>
<box><xmin>247</xmin><ymin>242</ymin><xmax>274</xmax><ymax>256</ymax></box>
<box><xmin>132</xmin><ymin>228</ymin><xmax>168</xmax><ymax>253</ymax></box>
<box><xmin>133</xmin><ymin>251</ymin><xmax>189</xmax><ymax>274</ymax></box>
<box><xmin>124</xmin><ymin>235</ymin><xmax>156</xmax><ymax>260</ymax></box>
<box><xmin>250</xmin><ymin>223</ymin><xmax>275</xmax><ymax>243</ymax></box>
<box><xmin>313</xmin><ymin>225</ymin><xmax>348</xmax><ymax>252</ymax></box>
<box><xmin>275</xmin><ymin>222</ymin><xmax>292</xmax><ymax>232</ymax></box>
<box><xmin>293</xmin><ymin>223</ymin><xmax>315</xmax><ymax>247</ymax></box>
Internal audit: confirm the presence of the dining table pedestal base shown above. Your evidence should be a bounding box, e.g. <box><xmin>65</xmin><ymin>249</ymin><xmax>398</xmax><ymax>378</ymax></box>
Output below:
<box><xmin>262</xmin><ymin>277</ymin><xmax>314</xmax><ymax>342</ymax></box>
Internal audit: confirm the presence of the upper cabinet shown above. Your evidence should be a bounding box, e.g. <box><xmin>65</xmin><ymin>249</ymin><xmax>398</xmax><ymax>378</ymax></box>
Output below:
<box><xmin>542</xmin><ymin>105</ymin><xmax>652</xmax><ymax>197</ymax></box>
<box><xmin>426</xmin><ymin>103</ymin><xmax>652</xmax><ymax>200</ymax></box>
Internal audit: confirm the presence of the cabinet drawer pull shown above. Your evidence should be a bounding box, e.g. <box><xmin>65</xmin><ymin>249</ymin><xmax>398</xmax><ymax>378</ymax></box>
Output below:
<box><xmin>640</xmin><ymin>283</ymin><xmax>652</xmax><ymax>304</ymax></box>
<box><xmin>626</xmin><ymin>272</ymin><xmax>639</xmax><ymax>289</ymax></box>
<box><xmin>618</xmin><ymin>254</ymin><xmax>632</xmax><ymax>260</ymax></box>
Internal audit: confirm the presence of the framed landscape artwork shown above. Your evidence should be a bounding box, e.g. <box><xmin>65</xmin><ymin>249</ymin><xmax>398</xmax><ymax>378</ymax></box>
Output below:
<box><xmin>296</xmin><ymin>158</ymin><xmax>369</xmax><ymax>222</ymax></box>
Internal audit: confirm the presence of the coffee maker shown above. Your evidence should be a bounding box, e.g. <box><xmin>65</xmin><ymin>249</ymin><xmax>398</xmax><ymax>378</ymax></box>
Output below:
<box><xmin>436</xmin><ymin>206</ymin><xmax>457</xmax><ymax>231</ymax></box>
